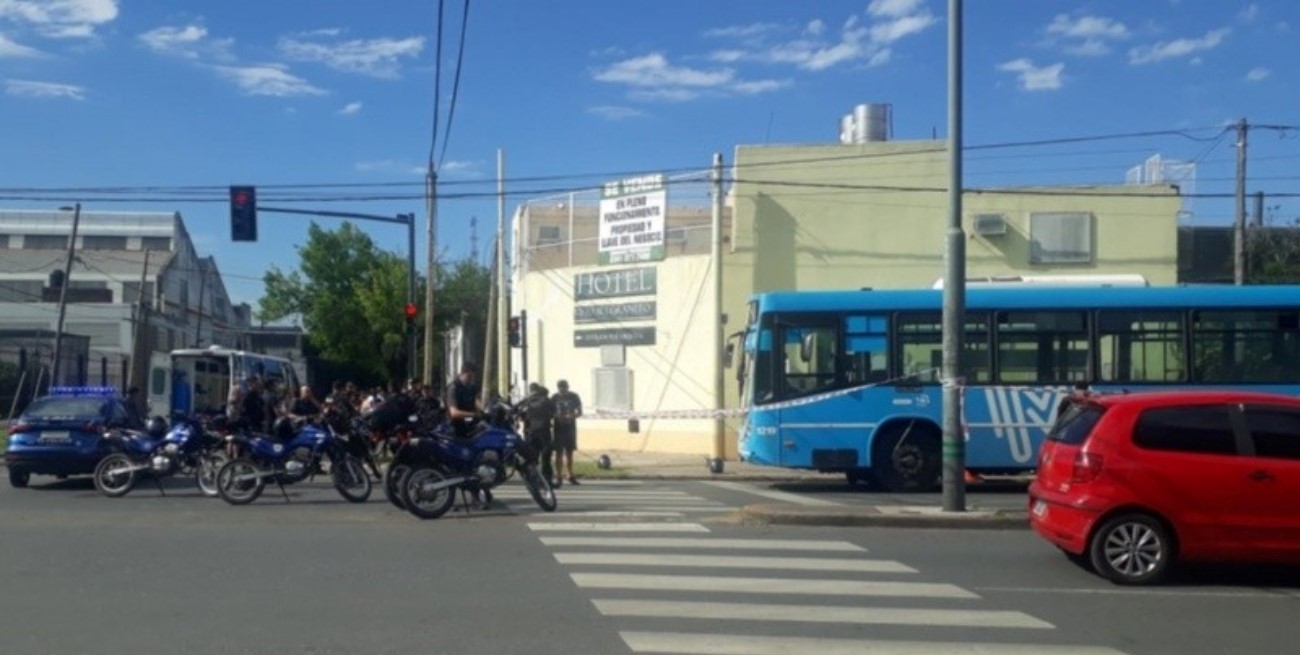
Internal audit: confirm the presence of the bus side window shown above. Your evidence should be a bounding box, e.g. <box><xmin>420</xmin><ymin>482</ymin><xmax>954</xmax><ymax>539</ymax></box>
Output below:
<box><xmin>845</xmin><ymin>314</ymin><xmax>888</xmax><ymax>384</ymax></box>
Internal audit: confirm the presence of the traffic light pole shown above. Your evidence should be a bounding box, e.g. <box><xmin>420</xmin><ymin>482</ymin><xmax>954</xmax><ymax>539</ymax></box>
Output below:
<box><xmin>257</xmin><ymin>205</ymin><xmax>419</xmax><ymax>381</ymax></box>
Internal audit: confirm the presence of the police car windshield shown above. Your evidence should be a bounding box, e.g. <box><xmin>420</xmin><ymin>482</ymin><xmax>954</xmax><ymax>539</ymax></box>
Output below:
<box><xmin>23</xmin><ymin>397</ymin><xmax>106</xmax><ymax>420</ymax></box>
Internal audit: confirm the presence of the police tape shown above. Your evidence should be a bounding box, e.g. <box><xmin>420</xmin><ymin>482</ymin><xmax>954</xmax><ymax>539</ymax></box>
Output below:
<box><xmin>587</xmin><ymin>369</ymin><xmax>941</xmax><ymax>421</ymax></box>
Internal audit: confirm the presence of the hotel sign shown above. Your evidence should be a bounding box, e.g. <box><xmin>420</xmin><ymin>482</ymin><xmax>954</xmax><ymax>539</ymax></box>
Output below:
<box><xmin>574</xmin><ymin>266</ymin><xmax>657</xmax><ymax>301</ymax></box>
<box><xmin>575</xmin><ymin>301</ymin><xmax>656</xmax><ymax>324</ymax></box>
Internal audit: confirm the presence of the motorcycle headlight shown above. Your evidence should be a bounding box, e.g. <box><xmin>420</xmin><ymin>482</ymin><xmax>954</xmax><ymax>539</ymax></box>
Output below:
<box><xmin>163</xmin><ymin>443</ymin><xmax>179</xmax><ymax>455</ymax></box>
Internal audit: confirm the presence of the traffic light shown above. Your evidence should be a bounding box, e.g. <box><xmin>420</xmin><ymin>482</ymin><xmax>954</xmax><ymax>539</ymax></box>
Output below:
<box><xmin>230</xmin><ymin>185</ymin><xmax>258</xmax><ymax>242</ymax></box>
<box><xmin>508</xmin><ymin>315</ymin><xmax>522</xmax><ymax>348</ymax></box>
<box><xmin>404</xmin><ymin>303</ymin><xmax>418</xmax><ymax>320</ymax></box>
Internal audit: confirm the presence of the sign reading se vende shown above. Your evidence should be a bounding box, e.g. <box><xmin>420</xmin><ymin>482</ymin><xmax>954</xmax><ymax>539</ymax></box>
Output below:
<box><xmin>599</xmin><ymin>173</ymin><xmax>666</xmax><ymax>265</ymax></box>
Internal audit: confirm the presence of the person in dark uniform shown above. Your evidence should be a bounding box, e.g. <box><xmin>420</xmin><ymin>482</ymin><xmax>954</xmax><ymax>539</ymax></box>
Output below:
<box><xmin>446</xmin><ymin>362</ymin><xmax>483</xmax><ymax>438</ymax></box>
<box><xmin>239</xmin><ymin>376</ymin><xmax>266</xmax><ymax>434</ymax></box>
<box><xmin>551</xmin><ymin>380</ymin><xmax>583</xmax><ymax>487</ymax></box>
<box><xmin>521</xmin><ymin>383</ymin><xmax>556</xmax><ymax>484</ymax></box>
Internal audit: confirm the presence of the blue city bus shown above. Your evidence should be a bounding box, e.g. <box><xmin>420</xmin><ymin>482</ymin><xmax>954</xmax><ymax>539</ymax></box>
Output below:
<box><xmin>734</xmin><ymin>285</ymin><xmax>1300</xmax><ymax>490</ymax></box>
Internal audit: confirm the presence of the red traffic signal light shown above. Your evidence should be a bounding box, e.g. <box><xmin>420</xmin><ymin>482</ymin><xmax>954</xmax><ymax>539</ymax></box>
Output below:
<box><xmin>230</xmin><ymin>185</ymin><xmax>258</xmax><ymax>242</ymax></box>
<box><xmin>404</xmin><ymin>303</ymin><xmax>418</xmax><ymax>319</ymax></box>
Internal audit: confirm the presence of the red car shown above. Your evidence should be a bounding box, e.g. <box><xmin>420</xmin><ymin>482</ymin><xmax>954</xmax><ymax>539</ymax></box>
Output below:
<box><xmin>1029</xmin><ymin>390</ymin><xmax>1300</xmax><ymax>585</ymax></box>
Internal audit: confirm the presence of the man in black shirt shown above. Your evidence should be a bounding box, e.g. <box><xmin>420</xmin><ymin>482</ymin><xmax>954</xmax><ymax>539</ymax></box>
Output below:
<box><xmin>239</xmin><ymin>376</ymin><xmax>266</xmax><ymax>434</ymax></box>
<box><xmin>446</xmin><ymin>362</ymin><xmax>483</xmax><ymax>438</ymax></box>
<box><xmin>521</xmin><ymin>383</ymin><xmax>556</xmax><ymax>484</ymax></box>
<box><xmin>552</xmin><ymin>380</ymin><xmax>583</xmax><ymax>487</ymax></box>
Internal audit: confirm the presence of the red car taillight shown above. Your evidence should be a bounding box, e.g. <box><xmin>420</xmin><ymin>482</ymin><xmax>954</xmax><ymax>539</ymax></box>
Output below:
<box><xmin>1071</xmin><ymin>452</ymin><xmax>1104</xmax><ymax>483</ymax></box>
<box><xmin>8</xmin><ymin>424</ymin><xmax>31</xmax><ymax>435</ymax></box>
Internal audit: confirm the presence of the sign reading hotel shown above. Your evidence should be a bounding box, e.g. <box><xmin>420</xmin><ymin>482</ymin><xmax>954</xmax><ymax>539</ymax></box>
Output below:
<box><xmin>574</xmin><ymin>267</ymin><xmax>657</xmax><ymax>301</ymax></box>
<box><xmin>599</xmin><ymin>173</ymin><xmax>667</xmax><ymax>265</ymax></box>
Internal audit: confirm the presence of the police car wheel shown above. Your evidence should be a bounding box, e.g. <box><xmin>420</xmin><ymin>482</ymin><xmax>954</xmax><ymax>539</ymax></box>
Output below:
<box><xmin>8</xmin><ymin>467</ymin><xmax>30</xmax><ymax>488</ymax></box>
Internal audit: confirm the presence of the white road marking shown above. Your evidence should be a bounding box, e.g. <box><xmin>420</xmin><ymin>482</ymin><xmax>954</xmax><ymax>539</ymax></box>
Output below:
<box><xmin>619</xmin><ymin>632</ymin><xmax>1126</xmax><ymax>654</ymax></box>
<box><xmin>572</xmin><ymin>573</ymin><xmax>975</xmax><ymax>598</ymax></box>
<box><xmin>494</xmin><ymin>489</ymin><xmax>695</xmax><ymax>498</ymax></box>
<box><xmin>976</xmin><ymin>586</ymin><xmax>1300</xmax><ymax>599</ymax></box>
<box><xmin>538</xmin><ymin>537</ymin><xmax>865</xmax><ymax>551</ymax></box>
<box><xmin>521</xmin><ymin>506</ymin><xmax>731</xmax><ymax>514</ymax></box>
<box><xmin>595</xmin><ymin>600</ymin><xmax>1051</xmax><ymax>628</ymax></box>
<box><xmin>555</xmin><ymin>552</ymin><xmax>916</xmax><ymax>573</ymax></box>
<box><xmin>544</xmin><ymin>511</ymin><xmax>684</xmax><ymax>518</ymax></box>
<box><xmin>528</xmin><ymin>522</ymin><xmax>710</xmax><ymax>533</ymax></box>
<box><xmin>701</xmin><ymin>481</ymin><xmax>841</xmax><ymax>506</ymax></box>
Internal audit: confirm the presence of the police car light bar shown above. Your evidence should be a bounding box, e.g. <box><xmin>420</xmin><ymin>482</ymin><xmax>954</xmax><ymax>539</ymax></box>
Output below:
<box><xmin>49</xmin><ymin>386</ymin><xmax>119</xmax><ymax>396</ymax></box>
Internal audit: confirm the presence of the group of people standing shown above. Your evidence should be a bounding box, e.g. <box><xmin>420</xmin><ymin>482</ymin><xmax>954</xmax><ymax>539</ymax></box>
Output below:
<box><xmin>519</xmin><ymin>379</ymin><xmax>584</xmax><ymax>487</ymax></box>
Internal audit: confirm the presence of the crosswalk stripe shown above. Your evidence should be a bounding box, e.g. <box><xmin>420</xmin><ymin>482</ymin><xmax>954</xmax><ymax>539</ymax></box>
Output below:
<box><xmin>573</xmin><ymin>573</ymin><xmax>975</xmax><ymax>598</ymax></box>
<box><xmin>500</xmin><ymin>496</ymin><xmax>723</xmax><ymax>504</ymax></box>
<box><xmin>519</xmin><ymin>506</ymin><xmax>732</xmax><ymax>514</ymax></box>
<box><xmin>528</xmin><ymin>522</ymin><xmax>710</xmax><ymax>533</ymax></box>
<box><xmin>555</xmin><ymin>552</ymin><xmax>916</xmax><ymax>573</ymax></box>
<box><xmin>494</xmin><ymin>490</ymin><xmax>695</xmax><ymax>498</ymax></box>
<box><xmin>619</xmin><ymin>631</ymin><xmax>1125</xmax><ymax>654</ymax></box>
<box><xmin>595</xmin><ymin>600</ymin><xmax>1052</xmax><ymax>629</ymax></box>
<box><xmin>539</xmin><ymin>537</ymin><xmax>865</xmax><ymax>551</ymax></box>
<box><xmin>701</xmin><ymin>481</ymin><xmax>842</xmax><ymax>506</ymax></box>
<box><xmin>546</xmin><ymin>511</ymin><xmax>685</xmax><ymax>518</ymax></box>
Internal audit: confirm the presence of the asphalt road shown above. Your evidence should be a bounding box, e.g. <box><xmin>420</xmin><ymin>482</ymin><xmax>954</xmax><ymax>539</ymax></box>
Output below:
<box><xmin>1</xmin><ymin>473</ymin><xmax>1297</xmax><ymax>655</ymax></box>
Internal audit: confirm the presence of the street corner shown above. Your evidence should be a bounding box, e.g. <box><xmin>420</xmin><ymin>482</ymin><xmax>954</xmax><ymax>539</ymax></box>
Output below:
<box><xmin>735</xmin><ymin>502</ymin><xmax>1030</xmax><ymax>529</ymax></box>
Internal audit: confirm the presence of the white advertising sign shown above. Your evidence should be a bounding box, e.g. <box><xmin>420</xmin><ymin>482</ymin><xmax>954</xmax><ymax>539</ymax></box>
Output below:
<box><xmin>599</xmin><ymin>173</ymin><xmax>667</xmax><ymax>265</ymax></box>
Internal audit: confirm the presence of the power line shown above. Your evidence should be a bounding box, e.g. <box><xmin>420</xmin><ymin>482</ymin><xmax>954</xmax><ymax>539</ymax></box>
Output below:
<box><xmin>439</xmin><ymin>0</ymin><xmax>471</xmax><ymax>167</ymax></box>
<box><xmin>427</xmin><ymin>0</ymin><xmax>445</xmax><ymax>169</ymax></box>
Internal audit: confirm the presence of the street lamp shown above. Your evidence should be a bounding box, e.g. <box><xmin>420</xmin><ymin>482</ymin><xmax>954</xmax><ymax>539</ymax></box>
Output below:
<box><xmin>50</xmin><ymin>203</ymin><xmax>82</xmax><ymax>386</ymax></box>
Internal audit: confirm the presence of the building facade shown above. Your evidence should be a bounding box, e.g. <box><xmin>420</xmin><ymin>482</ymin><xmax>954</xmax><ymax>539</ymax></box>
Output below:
<box><xmin>0</xmin><ymin>210</ymin><xmax>255</xmax><ymax>390</ymax></box>
<box><xmin>512</xmin><ymin>136</ymin><xmax>1182</xmax><ymax>456</ymax></box>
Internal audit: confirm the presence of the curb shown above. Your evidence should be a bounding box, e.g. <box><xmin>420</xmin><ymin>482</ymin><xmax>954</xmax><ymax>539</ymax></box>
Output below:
<box><xmin>737</xmin><ymin>503</ymin><xmax>1030</xmax><ymax>529</ymax></box>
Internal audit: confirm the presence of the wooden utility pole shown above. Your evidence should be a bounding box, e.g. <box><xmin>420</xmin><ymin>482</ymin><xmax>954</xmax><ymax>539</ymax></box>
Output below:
<box><xmin>1234</xmin><ymin>118</ymin><xmax>1249</xmax><ymax>285</ymax></box>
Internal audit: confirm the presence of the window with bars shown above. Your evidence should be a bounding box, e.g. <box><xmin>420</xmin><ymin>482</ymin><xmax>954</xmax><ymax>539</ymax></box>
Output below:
<box><xmin>23</xmin><ymin>235</ymin><xmax>68</xmax><ymax>249</ymax></box>
<box><xmin>1029</xmin><ymin>212</ymin><xmax>1092</xmax><ymax>264</ymax></box>
<box><xmin>82</xmin><ymin>236</ymin><xmax>127</xmax><ymax>250</ymax></box>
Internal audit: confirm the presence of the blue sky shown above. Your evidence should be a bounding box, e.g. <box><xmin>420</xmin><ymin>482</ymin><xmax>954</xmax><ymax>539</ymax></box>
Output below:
<box><xmin>1</xmin><ymin>0</ymin><xmax>1298</xmax><ymax>307</ymax></box>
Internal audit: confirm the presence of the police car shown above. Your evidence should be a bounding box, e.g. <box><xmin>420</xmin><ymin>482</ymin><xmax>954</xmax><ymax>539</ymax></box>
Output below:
<box><xmin>5</xmin><ymin>387</ymin><xmax>145</xmax><ymax>488</ymax></box>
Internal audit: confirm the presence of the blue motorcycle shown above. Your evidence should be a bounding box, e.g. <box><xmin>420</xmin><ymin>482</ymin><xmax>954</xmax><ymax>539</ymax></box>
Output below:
<box><xmin>394</xmin><ymin>402</ymin><xmax>556</xmax><ymax>519</ymax></box>
<box><xmin>215</xmin><ymin>419</ymin><xmax>372</xmax><ymax>505</ymax></box>
<box><xmin>93</xmin><ymin>416</ymin><xmax>227</xmax><ymax>498</ymax></box>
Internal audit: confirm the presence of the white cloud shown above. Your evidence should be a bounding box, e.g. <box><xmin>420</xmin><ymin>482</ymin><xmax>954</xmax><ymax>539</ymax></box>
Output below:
<box><xmin>1239</xmin><ymin>3</ymin><xmax>1260</xmax><ymax>22</ymax></box>
<box><xmin>870</xmin><ymin>12</ymin><xmax>938</xmax><ymax>44</ymax></box>
<box><xmin>440</xmin><ymin>160</ymin><xmax>477</xmax><ymax>172</ymax></box>
<box><xmin>708</xmin><ymin>49</ymin><xmax>747</xmax><ymax>63</ymax></box>
<box><xmin>0</xmin><ymin>0</ymin><xmax>118</xmax><ymax>38</ymax></box>
<box><xmin>1245</xmin><ymin>66</ymin><xmax>1270</xmax><ymax>81</ymax></box>
<box><xmin>5</xmin><ymin>78</ymin><xmax>85</xmax><ymax>99</ymax></box>
<box><xmin>868</xmin><ymin>0</ymin><xmax>926</xmax><ymax>19</ymax></box>
<box><xmin>804</xmin><ymin>19</ymin><xmax>825</xmax><ymax>37</ymax></box>
<box><xmin>0</xmin><ymin>32</ymin><xmax>42</xmax><ymax>57</ymax></box>
<box><xmin>998</xmin><ymin>58</ymin><xmax>1065</xmax><ymax>91</ymax></box>
<box><xmin>594</xmin><ymin>53</ymin><xmax>734</xmax><ymax>88</ymax></box>
<box><xmin>213</xmin><ymin>64</ymin><xmax>326</xmax><ymax>97</ymax></box>
<box><xmin>1129</xmin><ymin>28</ymin><xmax>1230</xmax><ymax>64</ymax></box>
<box><xmin>592</xmin><ymin>53</ymin><xmax>786</xmax><ymax>101</ymax></box>
<box><xmin>338</xmin><ymin>101</ymin><xmax>363</xmax><ymax>115</ymax></box>
<box><xmin>703</xmin><ymin>23</ymin><xmax>781</xmax><ymax>39</ymax></box>
<box><xmin>279</xmin><ymin>35</ymin><xmax>424</xmax><ymax>78</ymax></box>
<box><xmin>138</xmin><ymin>24</ymin><xmax>232</xmax><ymax>60</ymax></box>
<box><xmin>587</xmin><ymin>105</ymin><xmax>647</xmax><ymax>120</ymax></box>
<box><xmin>1044</xmin><ymin>14</ymin><xmax>1130</xmax><ymax>56</ymax></box>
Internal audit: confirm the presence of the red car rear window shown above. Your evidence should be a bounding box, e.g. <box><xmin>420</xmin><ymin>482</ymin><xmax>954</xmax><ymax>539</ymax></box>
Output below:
<box><xmin>1048</xmin><ymin>403</ymin><xmax>1104</xmax><ymax>446</ymax></box>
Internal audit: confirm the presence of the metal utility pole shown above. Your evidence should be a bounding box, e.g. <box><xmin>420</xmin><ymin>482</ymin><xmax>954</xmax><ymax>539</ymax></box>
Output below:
<box><xmin>423</xmin><ymin>171</ymin><xmax>438</xmax><ymax>384</ymax></box>
<box><xmin>709</xmin><ymin>153</ymin><xmax>726</xmax><ymax>474</ymax></box>
<box><xmin>941</xmin><ymin>0</ymin><xmax>967</xmax><ymax>512</ymax></box>
<box><xmin>51</xmin><ymin>202</ymin><xmax>82</xmax><ymax>387</ymax></box>
<box><xmin>1234</xmin><ymin>118</ymin><xmax>1249</xmax><ymax>285</ymax></box>
<box><xmin>482</xmin><ymin>237</ymin><xmax>498</xmax><ymax>406</ymax></box>
<box><xmin>496</xmin><ymin>148</ymin><xmax>509</xmax><ymax>400</ymax></box>
<box><xmin>127</xmin><ymin>248</ymin><xmax>152</xmax><ymax>402</ymax></box>
<box><xmin>1253</xmin><ymin>191</ymin><xmax>1265</xmax><ymax>228</ymax></box>
<box><xmin>193</xmin><ymin>270</ymin><xmax>207</xmax><ymax>347</ymax></box>
<box><xmin>406</xmin><ymin>213</ymin><xmax>418</xmax><ymax>380</ymax></box>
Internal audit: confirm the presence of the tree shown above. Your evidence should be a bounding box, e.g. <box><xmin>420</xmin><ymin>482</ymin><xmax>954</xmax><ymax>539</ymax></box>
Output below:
<box><xmin>257</xmin><ymin>222</ymin><xmax>492</xmax><ymax>383</ymax></box>
<box><xmin>1248</xmin><ymin>219</ymin><xmax>1300</xmax><ymax>283</ymax></box>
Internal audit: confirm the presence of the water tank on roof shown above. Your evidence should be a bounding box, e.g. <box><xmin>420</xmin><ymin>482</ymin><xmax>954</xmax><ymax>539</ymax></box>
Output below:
<box><xmin>839</xmin><ymin>103</ymin><xmax>892</xmax><ymax>144</ymax></box>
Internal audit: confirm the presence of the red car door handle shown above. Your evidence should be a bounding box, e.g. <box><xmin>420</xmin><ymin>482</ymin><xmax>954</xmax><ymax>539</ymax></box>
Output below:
<box><xmin>1248</xmin><ymin>469</ymin><xmax>1274</xmax><ymax>482</ymax></box>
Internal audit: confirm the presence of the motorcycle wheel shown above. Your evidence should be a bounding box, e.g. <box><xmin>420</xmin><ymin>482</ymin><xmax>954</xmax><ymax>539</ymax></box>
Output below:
<box><xmin>401</xmin><ymin>467</ymin><xmax>456</xmax><ymax>520</ymax></box>
<box><xmin>216</xmin><ymin>458</ymin><xmax>265</xmax><ymax>505</ymax></box>
<box><xmin>522</xmin><ymin>463</ymin><xmax>557</xmax><ymax>512</ymax></box>
<box><xmin>195</xmin><ymin>452</ymin><xmax>228</xmax><ymax>497</ymax></box>
<box><xmin>383</xmin><ymin>463</ymin><xmax>410</xmax><ymax>511</ymax></box>
<box><xmin>93</xmin><ymin>453</ymin><xmax>138</xmax><ymax>498</ymax></box>
<box><xmin>332</xmin><ymin>456</ymin><xmax>373</xmax><ymax>503</ymax></box>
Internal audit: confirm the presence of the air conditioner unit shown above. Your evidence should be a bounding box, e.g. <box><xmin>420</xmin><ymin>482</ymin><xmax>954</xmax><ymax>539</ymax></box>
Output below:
<box><xmin>973</xmin><ymin>213</ymin><xmax>1007</xmax><ymax>237</ymax></box>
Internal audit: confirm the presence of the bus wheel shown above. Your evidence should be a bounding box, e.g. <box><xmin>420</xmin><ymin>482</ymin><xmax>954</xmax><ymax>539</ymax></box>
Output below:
<box><xmin>872</xmin><ymin>423</ymin><xmax>941</xmax><ymax>493</ymax></box>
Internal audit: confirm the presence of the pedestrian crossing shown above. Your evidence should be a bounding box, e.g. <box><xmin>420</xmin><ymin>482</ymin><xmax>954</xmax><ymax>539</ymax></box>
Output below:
<box><xmin>519</xmin><ymin>480</ymin><xmax>1133</xmax><ymax>655</ymax></box>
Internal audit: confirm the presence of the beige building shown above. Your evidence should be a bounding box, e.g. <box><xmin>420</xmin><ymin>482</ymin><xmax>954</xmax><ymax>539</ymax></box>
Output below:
<box><xmin>511</xmin><ymin>134</ymin><xmax>1182</xmax><ymax>457</ymax></box>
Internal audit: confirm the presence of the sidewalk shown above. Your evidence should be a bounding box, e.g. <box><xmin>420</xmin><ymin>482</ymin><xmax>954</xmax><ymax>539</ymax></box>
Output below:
<box><xmin>574</xmin><ymin>449</ymin><xmax>1031</xmax><ymax>529</ymax></box>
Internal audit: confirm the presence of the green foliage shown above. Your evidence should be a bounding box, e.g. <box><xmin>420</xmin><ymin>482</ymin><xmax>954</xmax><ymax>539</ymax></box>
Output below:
<box><xmin>256</xmin><ymin>221</ymin><xmax>491</xmax><ymax>381</ymax></box>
